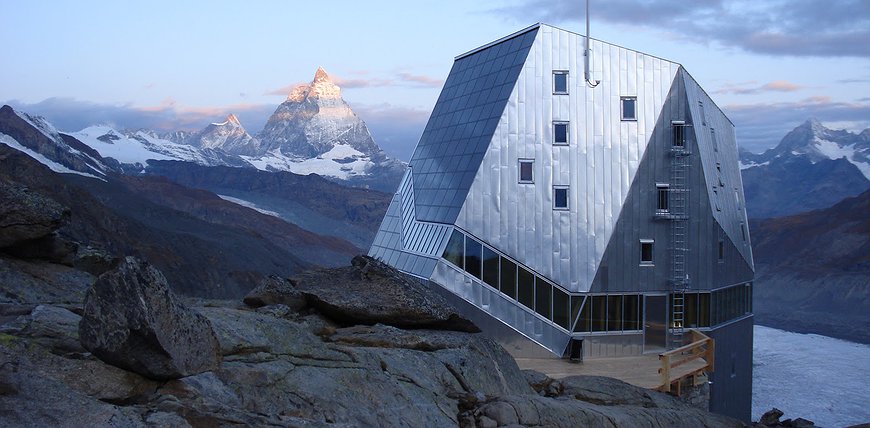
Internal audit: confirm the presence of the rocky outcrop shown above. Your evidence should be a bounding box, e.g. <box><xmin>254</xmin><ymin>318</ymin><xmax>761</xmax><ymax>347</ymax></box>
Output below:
<box><xmin>242</xmin><ymin>274</ymin><xmax>306</xmax><ymax>310</ymax></box>
<box><xmin>0</xmin><ymin>252</ymin><xmax>752</xmax><ymax>427</ymax></box>
<box><xmin>294</xmin><ymin>255</ymin><xmax>479</xmax><ymax>332</ymax></box>
<box><xmin>460</xmin><ymin>373</ymin><xmax>742</xmax><ymax>428</ymax></box>
<box><xmin>78</xmin><ymin>257</ymin><xmax>221</xmax><ymax>380</ymax></box>
<box><xmin>754</xmin><ymin>408</ymin><xmax>817</xmax><ymax>427</ymax></box>
<box><xmin>0</xmin><ymin>179</ymin><xmax>69</xmax><ymax>249</ymax></box>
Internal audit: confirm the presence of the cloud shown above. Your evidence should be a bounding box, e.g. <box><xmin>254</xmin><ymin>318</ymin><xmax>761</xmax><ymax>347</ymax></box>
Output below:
<box><xmin>351</xmin><ymin>103</ymin><xmax>431</xmax><ymax>160</ymax></box>
<box><xmin>716</xmin><ymin>80</ymin><xmax>804</xmax><ymax>95</ymax></box>
<box><xmin>3</xmin><ymin>97</ymin><xmax>276</xmax><ymax>134</ymax></box>
<box><xmin>264</xmin><ymin>71</ymin><xmax>443</xmax><ymax>96</ymax></box>
<box><xmin>493</xmin><ymin>0</ymin><xmax>870</xmax><ymax>57</ymax></box>
<box><xmin>837</xmin><ymin>77</ymin><xmax>870</xmax><ymax>84</ymax></box>
<box><xmin>723</xmin><ymin>96</ymin><xmax>870</xmax><ymax>153</ymax></box>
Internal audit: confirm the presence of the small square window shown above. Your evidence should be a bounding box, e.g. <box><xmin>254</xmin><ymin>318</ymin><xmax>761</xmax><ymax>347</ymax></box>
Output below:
<box><xmin>640</xmin><ymin>240</ymin><xmax>654</xmax><ymax>265</ymax></box>
<box><xmin>621</xmin><ymin>97</ymin><xmax>637</xmax><ymax>121</ymax></box>
<box><xmin>656</xmin><ymin>183</ymin><xmax>669</xmax><ymax>212</ymax></box>
<box><xmin>519</xmin><ymin>159</ymin><xmax>534</xmax><ymax>183</ymax></box>
<box><xmin>553</xmin><ymin>71</ymin><xmax>568</xmax><ymax>94</ymax></box>
<box><xmin>553</xmin><ymin>122</ymin><xmax>569</xmax><ymax>145</ymax></box>
<box><xmin>672</xmin><ymin>121</ymin><xmax>686</xmax><ymax>148</ymax></box>
<box><xmin>553</xmin><ymin>186</ymin><xmax>569</xmax><ymax>210</ymax></box>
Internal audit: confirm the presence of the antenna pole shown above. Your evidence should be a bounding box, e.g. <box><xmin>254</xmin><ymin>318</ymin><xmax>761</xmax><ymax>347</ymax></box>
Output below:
<box><xmin>585</xmin><ymin>0</ymin><xmax>600</xmax><ymax>88</ymax></box>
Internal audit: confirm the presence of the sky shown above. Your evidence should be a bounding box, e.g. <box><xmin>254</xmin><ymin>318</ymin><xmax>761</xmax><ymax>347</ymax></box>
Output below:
<box><xmin>2</xmin><ymin>0</ymin><xmax>869</xmax><ymax>159</ymax></box>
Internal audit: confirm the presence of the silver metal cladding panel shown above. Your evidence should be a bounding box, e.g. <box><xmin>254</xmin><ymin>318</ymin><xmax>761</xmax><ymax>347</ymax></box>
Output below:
<box><xmin>585</xmin><ymin>72</ymin><xmax>754</xmax><ymax>294</ymax></box>
<box><xmin>455</xmin><ymin>24</ymin><xmax>680</xmax><ymax>292</ymax></box>
<box><xmin>368</xmin><ymin>170</ymin><xmax>443</xmax><ymax>279</ymax></box>
<box><xmin>430</xmin><ymin>260</ymin><xmax>572</xmax><ymax>355</ymax></box>
<box><xmin>399</xmin><ymin>169</ymin><xmax>453</xmax><ymax>256</ymax></box>
<box><xmin>683</xmin><ymin>70</ymin><xmax>754</xmax><ymax>269</ymax></box>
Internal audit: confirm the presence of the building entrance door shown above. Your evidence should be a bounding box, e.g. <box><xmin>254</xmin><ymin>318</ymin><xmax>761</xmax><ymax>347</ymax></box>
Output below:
<box><xmin>644</xmin><ymin>295</ymin><xmax>667</xmax><ymax>353</ymax></box>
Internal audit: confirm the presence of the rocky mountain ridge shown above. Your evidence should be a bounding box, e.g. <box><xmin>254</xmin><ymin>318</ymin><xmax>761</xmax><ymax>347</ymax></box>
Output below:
<box><xmin>20</xmin><ymin>67</ymin><xmax>406</xmax><ymax>188</ymax></box>
<box><xmin>740</xmin><ymin>119</ymin><xmax>870</xmax><ymax>218</ymax></box>
<box><xmin>751</xmin><ymin>189</ymin><xmax>870</xmax><ymax>344</ymax></box>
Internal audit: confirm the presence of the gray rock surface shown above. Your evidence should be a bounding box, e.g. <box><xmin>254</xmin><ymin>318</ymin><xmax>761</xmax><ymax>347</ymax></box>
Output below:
<box><xmin>0</xmin><ymin>179</ymin><xmax>69</xmax><ymax>248</ymax></box>
<box><xmin>242</xmin><ymin>274</ymin><xmax>305</xmax><ymax>310</ymax></box>
<box><xmin>0</xmin><ymin>256</ymin><xmax>94</xmax><ymax>304</ymax></box>
<box><xmin>78</xmin><ymin>257</ymin><xmax>221</xmax><ymax>379</ymax></box>
<box><xmin>294</xmin><ymin>255</ymin><xmax>479</xmax><ymax>332</ymax></box>
<box><xmin>0</xmin><ymin>251</ymin><xmax>752</xmax><ymax>427</ymax></box>
<box><xmin>461</xmin><ymin>373</ymin><xmax>744</xmax><ymax>428</ymax></box>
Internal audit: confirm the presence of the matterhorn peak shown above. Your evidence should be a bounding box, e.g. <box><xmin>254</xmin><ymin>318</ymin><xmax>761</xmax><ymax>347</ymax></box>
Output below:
<box><xmin>314</xmin><ymin>66</ymin><xmax>331</xmax><ymax>84</ymax></box>
<box><xmin>225</xmin><ymin>113</ymin><xmax>241</xmax><ymax>126</ymax></box>
<box><xmin>286</xmin><ymin>67</ymin><xmax>342</xmax><ymax>102</ymax></box>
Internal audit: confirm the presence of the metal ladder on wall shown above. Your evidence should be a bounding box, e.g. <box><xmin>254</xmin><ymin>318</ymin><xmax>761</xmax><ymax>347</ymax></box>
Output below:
<box><xmin>669</xmin><ymin>121</ymin><xmax>691</xmax><ymax>349</ymax></box>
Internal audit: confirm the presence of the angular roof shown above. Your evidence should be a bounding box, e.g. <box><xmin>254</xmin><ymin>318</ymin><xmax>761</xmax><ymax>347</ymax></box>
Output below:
<box><xmin>409</xmin><ymin>26</ymin><xmax>538</xmax><ymax>224</ymax></box>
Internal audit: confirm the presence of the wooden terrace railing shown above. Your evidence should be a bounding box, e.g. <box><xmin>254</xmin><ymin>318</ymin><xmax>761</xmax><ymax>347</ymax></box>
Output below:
<box><xmin>657</xmin><ymin>329</ymin><xmax>715</xmax><ymax>395</ymax></box>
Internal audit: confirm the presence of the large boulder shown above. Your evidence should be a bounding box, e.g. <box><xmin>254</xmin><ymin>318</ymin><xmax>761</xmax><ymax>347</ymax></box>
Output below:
<box><xmin>0</xmin><ymin>179</ymin><xmax>69</xmax><ymax>248</ymax></box>
<box><xmin>293</xmin><ymin>255</ymin><xmax>479</xmax><ymax>332</ymax></box>
<box><xmin>78</xmin><ymin>257</ymin><xmax>221</xmax><ymax>380</ymax></box>
<box><xmin>242</xmin><ymin>274</ymin><xmax>306</xmax><ymax>311</ymax></box>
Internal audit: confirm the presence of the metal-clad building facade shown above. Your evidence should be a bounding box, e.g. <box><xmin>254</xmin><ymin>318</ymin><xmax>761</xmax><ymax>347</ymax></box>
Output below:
<box><xmin>369</xmin><ymin>23</ymin><xmax>754</xmax><ymax>421</ymax></box>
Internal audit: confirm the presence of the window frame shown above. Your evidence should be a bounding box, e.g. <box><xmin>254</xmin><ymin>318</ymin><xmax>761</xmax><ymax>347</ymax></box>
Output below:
<box><xmin>640</xmin><ymin>239</ymin><xmax>654</xmax><ymax>266</ymax></box>
<box><xmin>518</xmin><ymin>159</ymin><xmax>534</xmax><ymax>183</ymax></box>
<box><xmin>656</xmin><ymin>183</ymin><xmax>670</xmax><ymax>213</ymax></box>
<box><xmin>553</xmin><ymin>121</ymin><xmax>569</xmax><ymax>145</ymax></box>
<box><xmin>553</xmin><ymin>185</ymin><xmax>569</xmax><ymax>210</ymax></box>
<box><xmin>621</xmin><ymin>96</ymin><xmax>637</xmax><ymax>121</ymax></box>
<box><xmin>553</xmin><ymin>70</ymin><xmax>569</xmax><ymax>95</ymax></box>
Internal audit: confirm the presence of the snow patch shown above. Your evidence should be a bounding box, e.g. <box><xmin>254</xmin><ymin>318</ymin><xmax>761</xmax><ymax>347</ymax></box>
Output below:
<box><xmin>70</xmin><ymin>126</ymin><xmax>172</xmax><ymax>165</ymax></box>
<box><xmin>217</xmin><ymin>195</ymin><xmax>281</xmax><ymax>217</ymax></box>
<box><xmin>753</xmin><ymin>325</ymin><xmax>870</xmax><ymax>427</ymax></box>
<box><xmin>0</xmin><ymin>133</ymin><xmax>104</xmax><ymax>180</ymax></box>
<box><xmin>814</xmin><ymin>137</ymin><xmax>870</xmax><ymax>180</ymax></box>
<box><xmin>739</xmin><ymin>160</ymin><xmax>768</xmax><ymax>170</ymax></box>
<box><xmin>241</xmin><ymin>144</ymin><xmax>372</xmax><ymax>179</ymax></box>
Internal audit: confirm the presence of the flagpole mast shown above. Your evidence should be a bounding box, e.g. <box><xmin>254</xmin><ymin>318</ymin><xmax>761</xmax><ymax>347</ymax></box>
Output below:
<box><xmin>585</xmin><ymin>0</ymin><xmax>600</xmax><ymax>87</ymax></box>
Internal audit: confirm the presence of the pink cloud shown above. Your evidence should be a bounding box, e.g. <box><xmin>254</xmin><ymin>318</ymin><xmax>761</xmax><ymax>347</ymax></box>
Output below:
<box><xmin>716</xmin><ymin>80</ymin><xmax>804</xmax><ymax>95</ymax></box>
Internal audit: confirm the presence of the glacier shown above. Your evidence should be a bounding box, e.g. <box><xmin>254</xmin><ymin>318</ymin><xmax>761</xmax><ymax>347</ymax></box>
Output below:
<box><xmin>753</xmin><ymin>325</ymin><xmax>870</xmax><ymax>427</ymax></box>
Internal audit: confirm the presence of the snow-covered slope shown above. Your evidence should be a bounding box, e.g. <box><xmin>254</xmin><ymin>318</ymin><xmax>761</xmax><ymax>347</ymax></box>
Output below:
<box><xmin>753</xmin><ymin>325</ymin><xmax>870</xmax><ymax>427</ymax></box>
<box><xmin>740</xmin><ymin>119</ymin><xmax>870</xmax><ymax>178</ymax></box>
<box><xmin>0</xmin><ymin>105</ymin><xmax>110</xmax><ymax>179</ymax></box>
<box><xmin>68</xmin><ymin>126</ymin><xmax>249</xmax><ymax>171</ymax></box>
<box><xmin>242</xmin><ymin>143</ymin><xmax>375</xmax><ymax>179</ymax></box>
<box><xmin>739</xmin><ymin>119</ymin><xmax>870</xmax><ymax>218</ymax></box>
<box><xmin>189</xmin><ymin>114</ymin><xmax>259</xmax><ymax>155</ymax></box>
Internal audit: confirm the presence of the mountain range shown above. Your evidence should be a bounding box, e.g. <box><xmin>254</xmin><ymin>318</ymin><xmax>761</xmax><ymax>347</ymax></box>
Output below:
<box><xmin>0</xmin><ymin>101</ymin><xmax>392</xmax><ymax>297</ymax></box>
<box><xmin>64</xmin><ymin>67</ymin><xmax>404</xmax><ymax>192</ymax></box>
<box><xmin>739</xmin><ymin>119</ymin><xmax>870</xmax><ymax>218</ymax></box>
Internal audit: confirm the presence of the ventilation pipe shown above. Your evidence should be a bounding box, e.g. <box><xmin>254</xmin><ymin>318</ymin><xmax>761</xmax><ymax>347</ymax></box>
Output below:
<box><xmin>585</xmin><ymin>0</ymin><xmax>600</xmax><ymax>88</ymax></box>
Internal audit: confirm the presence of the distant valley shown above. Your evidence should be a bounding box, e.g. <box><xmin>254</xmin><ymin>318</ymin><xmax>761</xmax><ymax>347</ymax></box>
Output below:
<box><xmin>740</xmin><ymin>119</ymin><xmax>870</xmax><ymax>343</ymax></box>
<box><xmin>0</xmin><ymin>69</ymin><xmax>399</xmax><ymax>297</ymax></box>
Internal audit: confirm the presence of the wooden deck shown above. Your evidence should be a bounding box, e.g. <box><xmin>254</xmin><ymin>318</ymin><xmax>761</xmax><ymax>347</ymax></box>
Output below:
<box><xmin>514</xmin><ymin>330</ymin><xmax>714</xmax><ymax>392</ymax></box>
<box><xmin>515</xmin><ymin>354</ymin><xmax>704</xmax><ymax>390</ymax></box>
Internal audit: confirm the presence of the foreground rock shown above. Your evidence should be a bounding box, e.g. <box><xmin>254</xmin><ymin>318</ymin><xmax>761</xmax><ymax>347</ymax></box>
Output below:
<box><xmin>0</xmin><ymin>179</ymin><xmax>69</xmax><ymax>248</ymax></box>
<box><xmin>78</xmin><ymin>257</ymin><xmax>221</xmax><ymax>380</ymax></box>
<box><xmin>294</xmin><ymin>255</ymin><xmax>479</xmax><ymax>332</ymax></box>
<box><xmin>460</xmin><ymin>373</ymin><xmax>742</xmax><ymax>428</ymax></box>
<box><xmin>242</xmin><ymin>274</ymin><xmax>306</xmax><ymax>310</ymax></box>
<box><xmin>1</xmin><ymin>253</ymin><xmax>749</xmax><ymax>427</ymax></box>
